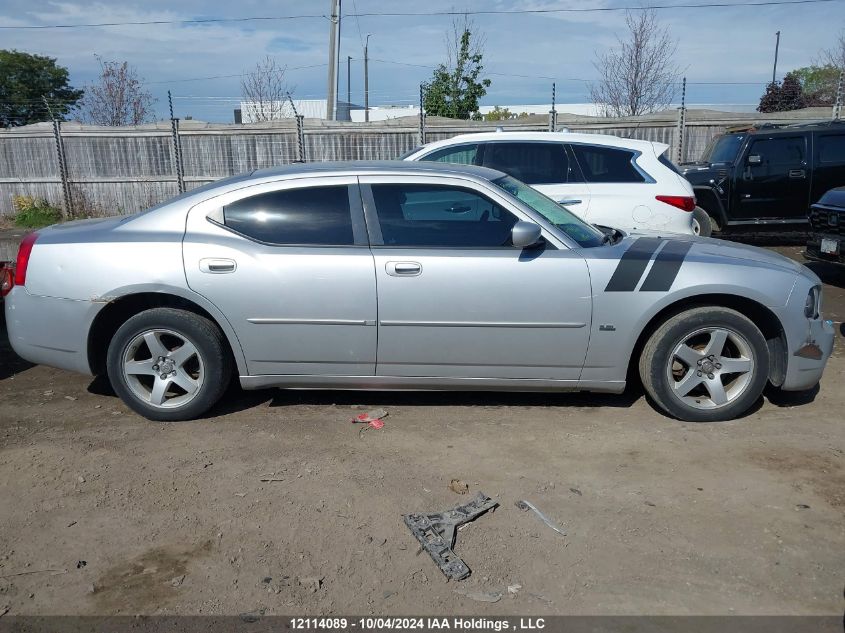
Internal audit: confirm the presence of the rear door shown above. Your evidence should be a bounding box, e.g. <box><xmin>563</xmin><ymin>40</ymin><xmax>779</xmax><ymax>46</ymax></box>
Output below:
<box><xmin>183</xmin><ymin>177</ymin><xmax>377</xmax><ymax>376</ymax></box>
<box><xmin>359</xmin><ymin>175</ymin><xmax>593</xmax><ymax>381</ymax></box>
<box><xmin>568</xmin><ymin>143</ymin><xmax>650</xmax><ymax>227</ymax></box>
<box><xmin>478</xmin><ymin>141</ymin><xmax>592</xmax><ymax>217</ymax></box>
<box><xmin>732</xmin><ymin>134</ymin><xmax>810</xmax><ymax>220</ymax></box>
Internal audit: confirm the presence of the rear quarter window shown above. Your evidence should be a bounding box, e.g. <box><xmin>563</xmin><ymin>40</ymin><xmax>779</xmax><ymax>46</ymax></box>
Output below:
<box><xmin>817</xmin><ymin>134</ymin><xmax>845</xmax><ymax>165</ymax></box>
<box><xmin>222</xmin><ymin>185</ymin><xmax>354</xmax><ymax>245</ymax></box>
<box><xmin>570</xmin><ymin>144</ymin><xmax>646</xmax><ymax>183</ymax></box>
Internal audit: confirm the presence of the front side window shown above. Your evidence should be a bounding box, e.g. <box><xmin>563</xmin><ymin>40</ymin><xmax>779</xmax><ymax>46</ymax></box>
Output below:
<box><xmin>480</xmin><ymin>142</ymin><xmax>575</xmax><ymax>185</ymax></box>
<box><xmin>223</xmin><ymin>185</ymin><xmax>354</xmax><ymax>245</ymax></box>
<box><xmin>421</xmin><ymin>144</ymin><xmax>479</xmax><ymax>165</ymax></box>
<box><xmin>747</xmin><ymin>136</ymin><xmax>806</xmax><ymax>175</ymax></box>
<box><xmin>370</xmin><ymin>184</ymin><xmax>518</xmax><ymax>247</ymax></box>
<box><xmin>570</xmin><ymin>144</ymin><xmax>646</xmax><ymax>183</ymax></box>
<box><xmin>493</xmin><ymin>176</ymin><xmax>605</xmax><ymax>248</ymax></box>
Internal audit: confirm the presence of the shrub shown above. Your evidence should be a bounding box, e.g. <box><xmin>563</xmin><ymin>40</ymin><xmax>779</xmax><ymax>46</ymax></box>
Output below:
<box><xmin>12</xmin><ymin>195</ymin><xmax>63</xmax><ymax>228</ymax></box>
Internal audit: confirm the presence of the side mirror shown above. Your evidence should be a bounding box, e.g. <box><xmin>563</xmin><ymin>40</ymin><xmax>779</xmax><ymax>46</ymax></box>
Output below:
<box><xmin>747</xmin><ymin>154</ymin><xmax>762</xmax><ymax>165</ymax></box>
<box><xmin>511</xmin><ymin>221</ymin><xmax>542</xmax><ymax>248</ymax></box>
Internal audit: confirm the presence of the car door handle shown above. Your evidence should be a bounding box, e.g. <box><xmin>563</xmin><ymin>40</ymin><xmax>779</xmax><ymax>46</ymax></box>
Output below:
<box><xmin>557</xmin><ymin>199</ymin><xmax>582</xmax><ymax>205</ymax></box>
<box><xmin>386</xmin><ymin>261</ymin><xmax>422</xmax><ymax>277</ymax></box>
<box><xmin>199</xmin><ymin>258</ymin><xmax>237</xmax><ymax>273</ymax></box>
<box><xmin>788</xmin><ymin>169</ymin><xmax>806</xmax><ymax>179</ymax></box>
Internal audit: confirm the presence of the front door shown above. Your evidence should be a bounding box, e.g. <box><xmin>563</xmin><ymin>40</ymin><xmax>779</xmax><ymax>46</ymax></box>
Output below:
<box><xmin>733</xmin><ymin>135</ymin><xmax>811</xmax><ymax>220</ymax></box>
<box><xmin>183</xmin><ymin>177</ymin><xmax>377</xmax><ymax>376</ymax></box>
<box><xmin>360</xmin><ymin>176</ymin><xmax>592</xmax><ymax>381</ymax></box>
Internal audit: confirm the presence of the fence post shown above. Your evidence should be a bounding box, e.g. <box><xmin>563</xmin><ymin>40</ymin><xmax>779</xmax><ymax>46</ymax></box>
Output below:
<box><xmin>287</xmin><ymin>94</ymin><xmax>306</xmax><ymax>162</ymax></box>
<box><xmin>419</xmin><ymin>83</ymin><xmax>427</xmax><ymax>146</ymax></box>
<box><xmin>833</xmin><ymin>70</ymin><xmax>844</xmax><ymax>121</ymax></box>
<box><xmin>168</xmin><ymin>91</ymin><xmax>185</xmax><ymax>193</ymax></box>
<box><xmin>676</xmin><ymin>76</ymin><xmax>687</xmax><ymax>164</ymax></box>
<box><xmin>548</xmin><ymin>82</ymin><xmax>557</xmax><ymax>132</ymax></box>
<box><xmin>43</xmin><ymin>97</ymin><xmax>72</xmax><ymax>219</ymax></box>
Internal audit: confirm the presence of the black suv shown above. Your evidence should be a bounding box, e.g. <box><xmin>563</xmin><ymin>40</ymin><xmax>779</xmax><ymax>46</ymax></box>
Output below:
<box><xmin>681</xmin><ymin>120</ymin><xmax>845</xmax><ymax>233</ymax></box>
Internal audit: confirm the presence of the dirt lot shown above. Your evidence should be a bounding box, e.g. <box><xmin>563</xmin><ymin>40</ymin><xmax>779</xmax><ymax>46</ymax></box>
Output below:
<box><xmin>0</xmin><ymin>243</ymin><xmax>843</xmax><ymax>617</ymax></box>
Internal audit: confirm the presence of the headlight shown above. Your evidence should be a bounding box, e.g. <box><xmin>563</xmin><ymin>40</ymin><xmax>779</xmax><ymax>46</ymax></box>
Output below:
<box><xmin>804</xmin><ymin>286</ymin><xmax>821</xmax><ymax>319</ymax></box>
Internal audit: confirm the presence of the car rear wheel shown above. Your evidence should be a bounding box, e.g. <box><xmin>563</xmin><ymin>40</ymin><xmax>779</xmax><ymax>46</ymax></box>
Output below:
<box><xmin>639</xmin><ymin>307</ymin><xmax>769</xmax><ymax>422</ymax></box>
<box><xmin>106</xmin><ymin>308</ymin><xmax>231</xmax><ymax>421</ymax></box>
<box><xmin>691</xmin><ymin>207</ymin><xmax>713</xmax><ymax>237</ymax></box>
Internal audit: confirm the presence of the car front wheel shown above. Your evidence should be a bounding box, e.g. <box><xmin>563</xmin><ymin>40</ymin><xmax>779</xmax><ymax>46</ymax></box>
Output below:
<box><xmin>106</xmin><ymin>308</ymin><xmax>231</xmax><ymax>421</ymax></box>
<box><xmin>639</xmin><ymin>307</ymin><xmax>769</xmax><ymax>422</ymax></box>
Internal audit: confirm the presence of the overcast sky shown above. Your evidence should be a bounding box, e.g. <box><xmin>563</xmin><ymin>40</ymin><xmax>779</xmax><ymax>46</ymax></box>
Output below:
<box><xmin>1</xmin><ymin>0</ymin><xmax>843</xmax><ymax>122</ymax></box>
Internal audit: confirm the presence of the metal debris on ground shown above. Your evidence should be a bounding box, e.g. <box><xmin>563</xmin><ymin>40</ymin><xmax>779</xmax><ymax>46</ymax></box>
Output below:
<box><xmin>454</xmin><ymin>588</ymin><xmax>503</xmax><ymax>603</ymax></box>
<box><xmin>403</xmin><ymin>491</ymin><xmax>498</xmax><ymax>581</ymax></box>
<box><xmin>515</xmin><ymin>499</ymin><xmax>567</xmax><ymax>536</ymax></box>
<box><xmin>448</xmin><ymin>479</ymin><xmax>469</xmax><ymax>495</ymax></box>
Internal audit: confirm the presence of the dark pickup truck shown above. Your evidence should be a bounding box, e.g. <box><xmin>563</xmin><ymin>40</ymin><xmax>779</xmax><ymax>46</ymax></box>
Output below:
<box><xmin>681</xmin><ymin>120</ymin><xmax>845</xmax><ymax>233</ymax></box>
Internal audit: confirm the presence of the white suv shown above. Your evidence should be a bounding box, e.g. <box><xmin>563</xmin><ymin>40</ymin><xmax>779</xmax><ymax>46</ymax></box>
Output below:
<box><xmin>402</xmin><ymin>131</ymin><xmax>705</xmax><ymax>236</ymax></box>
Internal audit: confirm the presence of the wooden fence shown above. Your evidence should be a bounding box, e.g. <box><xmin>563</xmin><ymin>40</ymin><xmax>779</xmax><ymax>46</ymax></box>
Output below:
<box><xmin>0</xmin><ymin>107</ymin><xmax>830</xmax><ymax>217</ymax></box>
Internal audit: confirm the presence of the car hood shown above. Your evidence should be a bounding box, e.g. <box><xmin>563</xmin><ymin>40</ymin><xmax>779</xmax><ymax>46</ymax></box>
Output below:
<box><xmin>624</xmin><ymin>232</ymin><xmax>804</xmax><ymax>275</ymax></box>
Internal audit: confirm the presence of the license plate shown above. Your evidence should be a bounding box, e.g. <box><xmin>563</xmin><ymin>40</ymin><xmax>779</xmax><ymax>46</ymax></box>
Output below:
<box><xmin>821</xmin><ymin>237</ymin><xmax>839</xmax><ymax>255</ymax></box>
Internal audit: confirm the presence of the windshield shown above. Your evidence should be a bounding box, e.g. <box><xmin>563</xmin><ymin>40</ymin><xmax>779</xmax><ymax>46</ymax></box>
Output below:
<box><xmin>702</xmin><ymin>134</ymin><xmax>744</xmax><ymax>164</ymax></box>
<box><xmin>395</xmin><ymin>146</ymin><xmax>423</xmax><ymax>160</ymax></box>
<box><xmin>492</xmin><ymin>175</ymin><xmax>605</xmax><ymax>248</ymax></box>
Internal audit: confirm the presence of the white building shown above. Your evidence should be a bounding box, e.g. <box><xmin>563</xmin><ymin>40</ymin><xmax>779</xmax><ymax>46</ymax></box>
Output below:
<box><xmin>237</xmin><ymin>99</ymin><xmax>360</xmax><ymax>122</ymax></box>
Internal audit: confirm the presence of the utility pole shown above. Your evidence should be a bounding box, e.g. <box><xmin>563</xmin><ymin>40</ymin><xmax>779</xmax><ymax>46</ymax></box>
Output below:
<box><xmin>364</xmin><ymin>34</ymin><xmax>371</xmax><ymax>122</ymax></box>
<box><xmin>336</xmin><ymin>0</ymin><xmax>342</xmax><ymax>118</ymax></box>
<box><xmin>347</xmin><ymin>55</ymin><xmax>352</xmax><ymax>107</ymax></box>
<box><xmin>326</xmin><ymin>0</ymin><xmax>339</xmax><ymax>121</ymax></box>
<box><xmin>772</xmin><ymin>30</ymin><xmax>781</xmax><ymax>85</ymax></box>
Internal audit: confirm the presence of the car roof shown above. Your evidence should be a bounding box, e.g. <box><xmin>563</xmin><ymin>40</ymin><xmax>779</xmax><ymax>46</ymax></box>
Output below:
<box><xmin>414</xmin><ymin>131</ymin><xmax>665</xmax><ymax>153</ymax></box>
<box><xmin>251</xmin><ymin>160</ymin><xmax>506</xmax><ymax>180</ymax></box>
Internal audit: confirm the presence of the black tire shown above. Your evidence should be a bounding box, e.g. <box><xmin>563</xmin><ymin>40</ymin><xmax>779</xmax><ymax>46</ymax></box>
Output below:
<box><xmin>106</xmin><ymin>308</ymin><xmax>231</xmax><ymax>421</ymax></box>
<box><xmin>639</xmin><ymin>307</ymin><xmax>769</xmax><ymax>422</ymax></box>
<box><xmin>691</xmin><ymin>207</ymin><xmax>713</xmax><ymax>237</ymax></box>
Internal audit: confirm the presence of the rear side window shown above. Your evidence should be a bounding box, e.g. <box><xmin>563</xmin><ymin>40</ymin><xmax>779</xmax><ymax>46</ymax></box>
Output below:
<box><xmin>480</xmin><ymin>142</ymin><xmax>577</xmax><ymax>185</ymax></box>
<box><xmin>223</xmin><ymin>185</ymin><xmax>354</xmax><ymax>245</ymax></box>
<box><xmin>659</xmin><ymin>152</ymin><xmax>682</xmax><ymax>175</ymax></box>
<box><xmin>370</xmin><ymin>183</ymin><xmax>518</xmax><ymax>248</ymax></box>
<box><xmin>421</xmin><ymin>144</ymin><xmax>479</xmax><ymax>165</ymax></box>
<box><xmin>817</xmin><ymin>134</ymin><xmax>845</xmax><ymax>165</ymax></box>
<box><xmin>570</xmin><ymin>144</ymin><xmax>646</xmax><ymax>183</ymax></box>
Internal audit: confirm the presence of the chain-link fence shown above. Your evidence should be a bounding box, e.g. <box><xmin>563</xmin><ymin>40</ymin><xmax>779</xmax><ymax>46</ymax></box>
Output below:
<box><xmin>0</xmin><ymin>106</ymin><xmax>835</xmax><ymax>218</ymax></box>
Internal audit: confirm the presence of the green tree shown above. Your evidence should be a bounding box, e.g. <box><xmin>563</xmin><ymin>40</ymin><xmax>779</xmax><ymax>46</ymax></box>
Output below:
<box><xmin>483</xmin><ymin>106</ymin><xmax>513</xmax><ymax>121</ymax></box>
<box><xmin>0</xmin><ymin>50</ymin><xmax>83</xmax><ymax>127</ymax></box>
<box><xmin>423</xmin><ymin>18</ymin><xmax>491</xmax><ymax>120</ymax></box>
<box><xmin>758</xmin><ymin>72</ymin><xmax>805</xmax><ymax>113</ymax></box>
<box><xmin>791</xmin><ymin>64</ymin><xmax>840</xmax><ymax>106</ymax></box>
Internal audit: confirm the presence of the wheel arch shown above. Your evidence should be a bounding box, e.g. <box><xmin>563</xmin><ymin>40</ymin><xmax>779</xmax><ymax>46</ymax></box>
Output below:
<box><xmin>87</xmin><ymin>289</ymin><xmax>247</xmax><ymax>377</ymax></box>
<box><xmin>692</xmin><ymin>185</ymin><xmax>727</xmax><ymax>230</ymax></box>
<box><xmin>626</xmin><ymin>293</ymin><xmax>787</xmax><ymax>388</ymax></box>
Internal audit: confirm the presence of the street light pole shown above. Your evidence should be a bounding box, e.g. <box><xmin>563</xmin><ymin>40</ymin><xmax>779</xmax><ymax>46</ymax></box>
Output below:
<box><xmin>772</xmin><ymin>30</ymin><xmax>781</xmax><ymax>85</ymax></box>
<box><xmin>364</xmin><ymin>34</ymin><xmax>371</xmax><ymax>123</ymax></box>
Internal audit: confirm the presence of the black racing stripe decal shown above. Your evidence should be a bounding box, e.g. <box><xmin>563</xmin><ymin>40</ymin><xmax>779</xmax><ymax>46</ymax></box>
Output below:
<box><xmin>604</xmin><ymin>237</ymin><xmax>664</xmax><ymax>292</ymax></box>
<box><xmin>639</xmin><ymin>240</ymin><xmax>693</xmax><ymax>291</ymax></box>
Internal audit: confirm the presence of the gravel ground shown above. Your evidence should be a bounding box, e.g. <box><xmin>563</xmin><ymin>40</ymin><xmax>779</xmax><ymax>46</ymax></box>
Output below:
<box><xmin>0</xmin><ymin>242</ymin><xmax>843</xmax><ymax>617</ymax></box>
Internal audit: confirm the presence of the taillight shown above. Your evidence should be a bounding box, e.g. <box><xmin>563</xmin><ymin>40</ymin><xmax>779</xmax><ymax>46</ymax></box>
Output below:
<box><xmin>14</xmin><ymin>231</ymin><xmax>40</xmax><ymax>287</ymax></box>
<box><xmin>1</xmin><ymin>265</ymin><xmax>12</xmax><ymax>297</ymax></box>
<box><xmin>656</xmin><ymin>195</ymin><xmax>696</xmax><ymax>212</ymax></box>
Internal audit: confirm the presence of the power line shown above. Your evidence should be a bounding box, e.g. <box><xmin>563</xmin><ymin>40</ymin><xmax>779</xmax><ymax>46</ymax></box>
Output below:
<box><xmin>0</xmin><ymin>0</ymin><xmax>839</xmax><ymax>30</ymax></box>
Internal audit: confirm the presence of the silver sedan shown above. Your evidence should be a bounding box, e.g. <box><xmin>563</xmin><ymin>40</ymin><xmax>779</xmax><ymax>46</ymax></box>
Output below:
<box><xmin>3</xmin><ymin>162</ymin><xmax>835</xmax><ymax>422</ymax></box>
